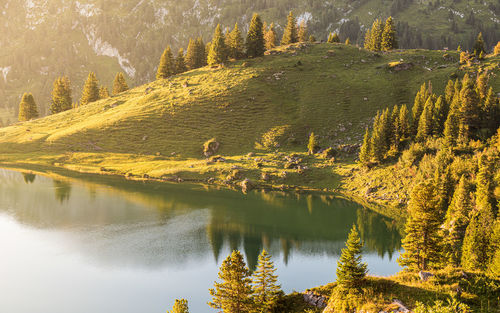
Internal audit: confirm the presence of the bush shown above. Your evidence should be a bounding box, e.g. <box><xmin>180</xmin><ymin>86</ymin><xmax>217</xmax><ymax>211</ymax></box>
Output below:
<box><xmin>414</xmin><ymin>299</ymin><xmax>470</xmax><ymax>313</ymax></box>
<box><xmin>256</xmin><ymin>125</ymin><xmax>290</xmax><ymax>150</ymax></box>
<box><xmin>399</xmin><ymin>142</ymin><xmax>428</xmax><ymax>167</ymax></box>
<box><xmin>203</xmin><ymin>138</ymin><xmax>220</xmax><ymax>157</ymax></box>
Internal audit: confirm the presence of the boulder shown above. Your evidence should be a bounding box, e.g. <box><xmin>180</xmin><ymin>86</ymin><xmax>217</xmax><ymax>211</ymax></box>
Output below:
<box><xmin>303</xmin><ymin>291</ymin><xmax>327</xmax><ymax>309</ymax></box>
<box><xmin>419</xmin><ymin>271</ymin><xmax>434</xmax><ymax>281</ymax></box>
<box><xmin>203</xmin><ymin>138</ymin><xmax>220</xmax><ymax>157</ymax></box>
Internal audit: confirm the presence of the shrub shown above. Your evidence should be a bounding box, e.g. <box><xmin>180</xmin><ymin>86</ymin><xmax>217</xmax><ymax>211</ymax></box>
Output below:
<box><xmin>256</xmin><ymin>125</ymin><xmax>290</xmax><ymax>150</ymax></box>
<box><xmin>399</xmin><ymin>142</ymin><xmax>428</xmax><ymax>167</ymax></box>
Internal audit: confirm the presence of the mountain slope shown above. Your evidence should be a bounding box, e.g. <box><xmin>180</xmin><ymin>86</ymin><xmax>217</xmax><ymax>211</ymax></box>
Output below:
<box><xmin>0</xmin><ymin>0</ymin><xmax>499</xmax><ymax>121</ymax></box>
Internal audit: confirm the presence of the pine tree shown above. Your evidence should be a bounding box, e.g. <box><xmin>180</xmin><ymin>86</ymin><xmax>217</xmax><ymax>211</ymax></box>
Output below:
<box><xmin>444</xmin><ymin>79</ymin><xmax>455</xmax><ymax>106</ymax></box>
<box><xmin>433</xmin><ymin>96</ymin><xmax>447</xmax><ymax>135</ymax></box>
<box><xmin>208</xmin><ymin>250</ymin><xmax>254</xmax><ymax>313</ymax></box>
<box><xmin>329</xmin><ymin>32</ymin><xmax>340</xmax><ymax>43</ymax></box>
<box><xmin>412</xmin><ymin>83</ymin><xmax>431</xmax><ymax>135</ymax></box>
<box><xmin>494</xmin><ymin>41</ymin><xmax>500</xmax><ymax>56</ymax></box>
<box><xmin>50</xmin><ymin>76</ymin><xmax>72</xmax><ymax>114</ymax></box>
<box><xmin>246</xmin><ymin>14</ymin><xmax>265</xmax><ymax>58</ymax></box>
<box><xmin>227</xmin><ymin>23</ymin><xmax>244</xmax><ymax>59</ymax></box>
<box><xmin>475</xmin><ymin>72</ymin><xmax>489</xmax><ymax>101</ymax></box>
<box><xmin>208</xmin><ymin>24</ymin><xmax>227</xmax><ymax>66</ymax></box>
<box><xmin>345</xmin><ymin>38</ymin><xmax>350</xmax><ymax>45</ymax></box>
<box><xmin>369</xmin><ymin>19</ymin><xmax>384</xmax><ymax>51</ymax></box>
<box><xmin>443</xmin><ymin>109</ymin><xmax>459</xmax><ymax>148</ymax></box>
<box><xmin>18</xmin><ymin>93</ymin><xmax>39</xmax><ymax>122</ymax></box>
<box><xmin>156</xmin><ymin>46</ymin><xmax>175</xmax><ymax>79</ymax></box>
<box><xmin>196</xmin><ymin>37</ymin><xmax>207</xmax><ymax>67</ymax></box>
<box><xmin>443</xmin><ymin>175</ymin><xmax>471</xmax><ymax>265</ymax></box>
<box><xmin>175</xmin><ymin>48</ymin><xmax>188</xmax><ymax>74</ymax></box>
<box><xmin>381</xmin><ymin>16</ymin><xmax>398</xmax><ymax>51</ymax></box>
<box><xmin>185</xmin><ymin>38</ymin><xmax>198</xmax><ymax>70</ymax></box>
<box><xmin>399</xmin><ymin>104</ymin><xmax>410</xmax><ymax>141</ymax></box>
<box><xmin>252</xmin><ymin>250</ymin><xmax>282</xmax><ymax>313</ymax></box>
<box><xmin>482</xmin><ymin>87</ymin><xmax>499</xmax><ymax>133</ymax></box>
<box><xmin>112</xmin><ymin>72</ymin><xmax>128</xmax><ymax>95</ymax></box>
<box><xmin>391</xmin><ymin>105</ymin><xmax>400</xmax><ymax>150</ymax></box>
<box><xmin>434</xmin><ymin>165</ymin><xmax>454</xmax><ymax>217</ymax></box>
<box><xmin>363</xmin><ymin>29</ymin><xmax>372</xmax><ymax>50</ymax></box>
<box><xmin>473</xmin><ymin>32</ymin><xmax>486</xmax><ymax>57</ymax></box>
<box><xmin>336</xmin><ymin>225</ymin><xmax>368</xmax><ymax>289</ymax></box>
<box><xmin>371</xmin><ymin>112</ymin><xmax>385</xmax><ymax>162</ymax></box>
<box><xmin>297</xmin><ymin>20</ymin><xmax>307</xmax><ymax>42</ymax></box>
<box><xmin>458</xmin><ymin>74</ymin><xmax>480</xmax><ymax>142</ymax></box>
<box><xmin>99</xmin><ymin>86</ymin><xmax>109</xmax><ymax>99</ymax></box>
<box><xmin>281</xmin><ymin>11</ymin><xmax>298</xmax><ymax>45</ymax></box>
<box><xmin>264</xmin><ymin>22</ymin><xmax>277</xmax><ymax>50</ymax></box>
<box><xmin>359</xmin><ymin>128</ymin><xmax>372</xmax><ymax>165</ymax></box>
<box><xmin>416</xmin><ymin>97</ymin><xmax>434</xmax><ymax>141</ymax></box>
<box><xmin>488</xmin><ymin>219</ymin><xmax>500</xmax><ymax>276</ymax></box>
<box><xmin>398</xmin><ymin>182</ymin><xmax>442</xmax><ymax>270</ymax></box>
<box><xmin>307</xmin><ymin>132</ymin><xmax>318</xmax><ymax>155</ymax></box>
<box><xmin>167</xmin><ymin>299</ymin><xmax>189</xmax><ymax>313</ymax></box>
<box><xmin>80</xmin><ymin>72</ymin><xmax>100</xmax><ymax>105</ymax></box>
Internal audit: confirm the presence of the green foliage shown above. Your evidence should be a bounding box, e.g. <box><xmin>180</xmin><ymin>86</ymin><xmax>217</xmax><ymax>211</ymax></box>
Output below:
<box><xmin>336</xmin><ymin>225</ymin><xmax>367</xmax><ymax>289</ymax></box>
<box><xmin>156</xmin><ymin>46</ymin><xmax>175</xmax><ymax>79</ymax></box>
<box><xmin>359</xmin><ymin>128</ymin><xmax>372</xmax><ymax>165</ymax></box>
<box><xmin>297</xmin><ymin>21</ymin><xmax>307</xmax><ymax>42</ymax></box>
<box><xmin>364</xmin><ymin>19</ymin><xmax>384</xmax><ymax>51</ymax></box>
<box><xmin>208</xmin><ymin>250</ymin><xmax>254</xmax><ymax>313</ymax></box>
<box><xmin>167</xmin><ymin>299</ymin><xmax>189</xmax><ymax>313</ymax></box>
<box><xmin>99</xmin><ymin>86</ymin><xmax>110</xmax><ymax>99</ymax></box>
<box><xmin>414</xmin><ymin>298</ymin><xmax>470</xmax><ymax>313</ymax></box>
<box><xmin>80</xmin><ymin>72</ymin><xmax>100</xmax><ymax>105</ymax></box>
<box><xmin>246</xmin><ymin>14</ymin><xmax>265</xmax><ymax>58</ymax></box>
<box><xmin>281</xmin><ymin>11</ymin><xmax>298</xmax><ymax>45</ymax></box>
<box><xmin>18</xmin><ymin>93</ymin><xmax>39</xmax><ymax>122</ymax></box>
<box><xmin>175</xmin><ymin>49</ymin><xmax>188</xmax><ymax>74</ymax></box>
<box><xmin>112</xmin><ymin>72</ymin><xmax>129</xmax><ymax>95</ymax></box>
<box><xmin>185</xmin><ymin>39</ymin><xmax>198</xmax><ymax>70</ymax></box>
<box><xmin>227</xmin><ymin>23</ymin><xmax>245</xmax><ymax>59</ymax></box>
<box><xmin>398</xmin><ymin>181</ymin><xmax>442</xmax><ymax>270</ymax></box>
<box><xmin>328</xmin><ymin>32</ymin><xmax>340</xmax><ymax>43</ymax></box>
<box><xmin>416</xmin><ymin>97</ymin><xmax>434</xmax><ymax>142</ymax></box>
<box><xmin>458</xmin><ymin>74</ymin><xmax>480</xmax><ymax>143</ymax></box>
<box><xmin>50</xmin><ymin>76</ymin><xmax>72</xmax><ymax>114</ymax></box>
<box><xmin>252</xmin><ymin>250</ymin><xmax>282</xmax><ymax>313</ymax></box>
<box><xmin>208</xmin><ymin>24</ymin><xmax>228</xmax><ymax>66</ymax></box>
<box><xmin>473</xmin><ymin>32</ymin><xmax>486</xmax><ymax>57</ymax></box>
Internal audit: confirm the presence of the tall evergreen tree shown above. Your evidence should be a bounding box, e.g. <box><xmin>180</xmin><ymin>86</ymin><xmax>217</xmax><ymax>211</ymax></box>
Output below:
<box><xmin>80</xmin><ymin>72</ymin><xmax>100</xmax><ymax>105</ymax></box>
<box><xmin>246</xmin><ymin>14</ymin><xmax>265</xmax><ymax>58</ymax></box>
<box><xmin>359</xmin><ymin>128</ymin><xmax>372</xmax><ymax>165</ymax></box>
<box><xmin>482</xmin><ymin>87</ymin><xmax>499</xmax><ymax>133</ymax></box>
<box><xmin>399</xmin><ymin>104</ymin><xmax>410</xmax><ymax>141</ymax></box>
<box><xmin>281</xmin><ymin>11</ymin><xmax>298</xmax><ymax>45</ymax></box>
<box><xmin>458</xmin><ymin>74</ymin><xmax>480</xmax><ymax>142</ymax></box>
<box><xmin>444</xmin><ymin>79</ymin><xmax>455</xmax><ymax>106</ymax></box>
<box><xmin>495</xmin><ymin>41</ymin><xmax>500</xmax><ymax>56</ymax></box>
<box><xmin>369</xmin><ymin>19</ymin><xmax>384</xmax><ymax>51</ymax></box>
<box><xmin>252</xmin><ymin>250</ymin><xmax>282</xmax><ymax>313</ymax></box>
<box><xmin>336</xmin><ymin>225</ymin><xmax>368</xmax><ymax>289</ymax></box>
<box><xmin>443</xmin><ymin>108</ymin><xmax>460</xmax><ymax>148</ymax></box>
<box><xmin>112</xmin><ymin>72</ymin><xmax>128</xmax><ymax>95</ymax></box>
<box><xmin>175</xmin><ymin>48</ymin><xmax>188</xmax><ymax>74</ymax></box>
<box><xmin>208</xmin><ymin>24</ymin><xmax>228</xmax><ymax>66</ymax></box>
<box><xmin>264</xmin><ymin>22</ymin><xmax>277</xmax><ymax>50</ymax></box>
<box><xmin>297</xmin><ymin>20</ymin><xmax>308</xmax><ymax>42</ymax></box>
<box><xmin>328</xmin><ymin>32</ymin><xmax>340</xmax><ymax>43</ymax></box>
<box><xmin>363</xmin><ymin>29</ymin><xmax>372</xmax><ymax>50</ymax></box>
<box><xmin>50</xmin><ymin>76</ymin><xmax>72</xmax><ymax>114</ymax></box>
<box><xmin>475</xmin><ymin>72</ymin><xmax>489</xmax><ymax>101</ymax></box>
<box><xmin>98</xmin><ymin>86</ymin><xmax>109</xmax><ymax>99</ymax></box>
<box><xmin>208</xmin><ymin>250</ymin><xmax>254</xmax><ymax>313</ymax></box>
<box><xmin>443</xmin><ymin>175</ymin><xmax>471</xmax><ymax>265</ymax></box>
<box><xmin>390</xmin><ymin>105</ymin><xmax>401</xmax><ymax>150</ymax></box>
<box><xmin>307</xmin><ymin>132</ymin><xmax>318</xmax><ymax>155</ymax></box>
<box><xmin>18</xmin><ymin>93</ymin><xmax>39</xmax><ymax>122</ymax></box>
<box><xmin>185</xmin><ymin>38</ymin><xmax>198</xmax><ymax>70</ymax></box>
<box><xmin>196</xmin><ymin>37</ymin><xmax>208</xmax><ymax>67</ymax></box>
<box><xmin>473</xmin><ymin>32</ymin><xmax>486</xmax><ymax>57</ymax></box>
<box><xmin>398</xmin><ymin>182</ymin><xmax>442</xmax><ymax>270</ymax></box>
<box><xmin>370</xmin><ymin>112</ymin><xmax>385</xmax><ymax>162</ymax></box>
<box><xmin>416</xmin><ymin>97</ymin><xmax>434</xmax><ymax>141</ymax></box>
<box><xmin>432</xmin><ymin>96</ymin><xmax>447</xmax><ymax>135</ymax></box>
<box><xmin>227</xmin><ymin>23</ymin><xmax>244</xmax><ymax>59</ymax></box>
<box><xmin>156</xmin><ymin>46</ymin><xmax>175</xmax><ymax>79</ymax></box>
<box><xmin>381</xmin><ymin>16</ymin><xmax>398</xmax><ymax>51</ymax></box>
<box><xmin>167</xmin><ymin>299</ymin><xmax>189</xmax><ymax>313</ymax></box>
<box><xmin>412</xmin><ymin>82</ymin><xmax>431</xmax><ymax>135</ymax></box>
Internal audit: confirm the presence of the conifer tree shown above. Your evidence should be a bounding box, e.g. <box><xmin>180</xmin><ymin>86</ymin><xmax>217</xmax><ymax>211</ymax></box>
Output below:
<box><xmin>264</xmin><ymin>22</ymin><xmax>277</xmax><ymax>50</ymax></box>
<box><xmin>246</xmin><ymin>14</ymin><xmax>265</xmax><ymax>58</ymax></box>
<box><xmin>345</xmin><ymin>38</ymin><xmax>350</xmax><ymax>45</ymax></box>
<box><xmin>80</xmin><ymin>72</ymin><xmax>100</xmax><ymax>105</ymax></box>
<box><xmin>433</xmin><ymin>96</ymin><xmax>447</xmax><ymax>135</ymax></box>
<box><xmin>307</xmin><ymin>132</ymin><xmax>318</xmax><ymax>155</ymax></box>
<box><xmin>359</xmin><ymin>128</ymin><xmax>372</xmax><ymax>165</ymax></box>
<box><xmin>369</xmin><ymin>19</ymin><xmax>384</xmax><ymax>51</ymax></box>
<box><xmin>208</xmin><ymin>250</ymin><xmax>253</xmax><ymax>313</ymax></box>
<box><xmin>494</xmin><ymin>41</ymin><xmax>500</xmax><ymax>56</ymax></box>
<box><xmin>363</xmin><ymin>29</ymin><xmax>372</xmax><ymax>50</ymax></box>
<box><xmin>50</xmin><ymin>76</ymin><xmax>72</xmax><ymax>114</ymax></box>
<box><xmin>336</xmin><ymin>225</ymin><xmax>368</xmax><ymax>289</ymax></box>
<box><xmin>370</xmin><ymin>112</ymin><xmax>385</xmax><ymax>162</ymax></box>
<box><xmin>112</xmin><ymin>72</ymin><xmax>128</xmax><ymax>95</ymax></box>
<box><xmin>482</xmin><ymin>87</ymin><xmax>499</xmax><ymax>133</ymax></box>
<box><xmin>208</xmin><ymin>24</ymin><xmax>228</xmax><ymax>66</ymax></box>
<box><xmin>444</xmin><ymin>80</ymin><xmax>455</xmax><ymax>105</ymax></box>
<box><xmin>391</xmin><ymin>105</ymin><xmax>401</xmax><ymax>150</ymax></box>
<box><xmin>488</xmin><ymin>220</ymin><xmax>500</xmax><ymax>276</ymax></box>
<box><xmin>252</xmin><ymin>250</ymin><xmax>282</xmax><ymax>313</ymax></box>
<box><xmin>443</xmin><ymin>175</ymin><xmax>471</xmax><ymax>265</ymax></box>
<box><xmin>416</xmin><ymin>97</ymin><xmax>434</xmax><ymax>141</ymax></box>
<box><xmin>443</xmin><ymin>109</ymin><xmax>459</xmax><ymax>148</ymax></box>
<box><xmin>412</xmin><ymin>83</ymin><xmax>431</xmax><ymax>135</ymax></box>
<box><xmin>156</xmin><ymin>46</ymin><xmax>175</xmax><ymax>79</ymax></box>
<box><xmin>185</xmin><ymin>38</ymin><xmax>197</xmax><ymax>70</ymax></box>
<box><xmin>196</xmin><ymin>37</ymin><xmax>208</xmax><ymax>67</ymax></box>
<box><xmin>99</xmin><ymin>86</ymin><xmax>109</xmax><ymax>99</ymax></box>
<box><xmin>475</xmin><ymin>72</ymin><xmax>489</xmax><ymax>101</ymax></box>
<box><xmin>298</xmin><ymin>21</ymin><xmax>308</xmax><ymax>42</ymax></box>
<box><xmin>473</xmin><ymin>32</ymin><xmax>486</xmax><ymax>57</ymax></box>
<box><xmin>175</xmin><ymin>48</ymin><xmax>188</xmax><ymax>74</ymax></box>
<box><xmin>398</xmin><ymin>182</ymin><xmax>442</xmax><ymax>270</ymax></box>
<box><xmin>458</xmin><ymin>74</ymin><xmax>480</xmax><ymax>142</ymax></box>
<box><xmin>227</xmin><ymin>23</ymin><xmax>244</xmax><ymax>59</ymax></box>
<box><xmin>329</xmin><ymin>32</ymin><xmax>340</xmax><ymax>43</ymax></box>
<box><xmin>281</xmin><ymin>11</ymin><xmax>298</xmax><ymax>45</ymax></box>
<box><xmin>18</xmin><ymin>93</ymin><xmax>39</xmax><ymax>122</ymax></box>
<box><xmin>399</xmin><ymin>104</ymin><xmax>410</xmax><ymax>141</ymax></box>
<box><xmin>381</xmin><ymin>16</ymin><xmax>398</xmax><ymax>51</ymax></box>
<box><xmin>167</xmin><ymin>299</ymin><xmax>189</xmax><ymax>313</ymax></box>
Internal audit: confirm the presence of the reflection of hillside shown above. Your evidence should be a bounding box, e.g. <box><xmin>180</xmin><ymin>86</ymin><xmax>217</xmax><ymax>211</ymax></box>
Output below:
<box><xmin>0</xmin><ymin>169</ymin><xmax>401</xmax><ymax>270</ymax></box>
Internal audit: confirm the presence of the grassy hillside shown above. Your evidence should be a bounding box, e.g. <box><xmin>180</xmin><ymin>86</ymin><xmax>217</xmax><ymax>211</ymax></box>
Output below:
<box><xmin>0</xmin><ymin>43</ymin><xmax>499</xmax><ymax>220</ymax></box>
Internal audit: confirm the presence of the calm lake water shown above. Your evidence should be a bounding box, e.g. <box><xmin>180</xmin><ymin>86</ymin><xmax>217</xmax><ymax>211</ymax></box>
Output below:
<box><xmin>0</xmin><ymin>168</ymin><xmax>402</xmax><ymax>313</ymax></box>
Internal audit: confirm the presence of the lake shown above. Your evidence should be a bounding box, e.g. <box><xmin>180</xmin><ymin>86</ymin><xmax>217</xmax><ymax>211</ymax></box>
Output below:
<box><xmin>0</xmin><ymin>168</ymin><xmax>402</xmax><ymax>312</ymax></box>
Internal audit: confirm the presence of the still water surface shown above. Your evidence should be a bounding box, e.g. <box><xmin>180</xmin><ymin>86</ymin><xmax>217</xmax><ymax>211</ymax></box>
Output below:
<box><xmin>0</xmin><ymin>169</ymin><xmax>401</xmax><ymax>313</ymax></box>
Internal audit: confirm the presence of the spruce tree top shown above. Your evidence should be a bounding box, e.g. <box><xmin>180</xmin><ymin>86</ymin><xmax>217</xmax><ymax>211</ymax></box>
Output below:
<box><xmin>246</xmin><ymin>13</ymin><xmax>265</xmax><ymax>58</ymax></box>
<box><xmin>156</xmin><ymin>46</ymin><xmax>175</xmax><ymax>79</ymax></box>
<box><xmin>112</xmin><ymin>72</ymin><xmax>128</xmax><ymax>95</ymax></box>
<box><xmin>208</xmin><ymin>24</ymin><xmax>227</xmax><ymax>66</ymax></box>
<box><xmin>18</xmin><ymin>93</ymin><xmax>39</xmax><ymax>122</ymax></box>
<box><xmin>167</xmin><ymin>299</ymin><xmax>189</xmax><ymax>313</ymax></box>
<box><xmin>336</xmin><ymin>225</ymin><xmax>367</xmax><ymax>289</ymax></box>
<box><xmin>80</xmin><ymin>72</ymin><xmax>100</xmax><ymax>105</ymax></box>
<box><xmin>281</xmin><ymin>11</ymin><xmax>298</xmax><ymax>45</ymax></box>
